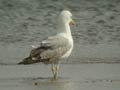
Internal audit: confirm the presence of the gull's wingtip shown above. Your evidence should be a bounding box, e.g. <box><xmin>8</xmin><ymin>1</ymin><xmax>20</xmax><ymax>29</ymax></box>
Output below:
<box><xmin>18</xmin><ymin>57</ymin><xmax>32</xmax><ymax>65</ymax></box>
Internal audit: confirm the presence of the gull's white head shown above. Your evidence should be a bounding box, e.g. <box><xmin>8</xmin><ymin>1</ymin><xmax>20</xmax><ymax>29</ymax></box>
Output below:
<box><xmin>59</xmin><ymin>10</ymin><xmax>76</xmax><ymax>25</ymax></box>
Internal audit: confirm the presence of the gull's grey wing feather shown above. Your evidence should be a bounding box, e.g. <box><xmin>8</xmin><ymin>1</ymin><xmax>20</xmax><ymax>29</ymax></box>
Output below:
<box><xmin>19</xmin><ymin>35</ymin><xmax>72</xmax><ymax>64</ymax></box>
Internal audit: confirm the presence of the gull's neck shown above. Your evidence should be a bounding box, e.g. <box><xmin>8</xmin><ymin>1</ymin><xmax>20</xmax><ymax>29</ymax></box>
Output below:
<box><xmin>57</xmin><ymin>20</ymin><xmax>72</xmax><ymax>37</ymax></box>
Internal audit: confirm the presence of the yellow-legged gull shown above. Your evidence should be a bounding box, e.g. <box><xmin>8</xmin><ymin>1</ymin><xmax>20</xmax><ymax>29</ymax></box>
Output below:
<box><xmin>18</xmin><ymin>10</ymin><xmax>76</xmax><ymax>79</ymax></box>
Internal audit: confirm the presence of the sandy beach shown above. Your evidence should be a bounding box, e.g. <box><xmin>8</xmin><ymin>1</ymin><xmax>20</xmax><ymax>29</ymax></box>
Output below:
<box><xmin>0</xmin><ymin>64</ymin><xmax>120</xmax><ymax>90</ymax></box>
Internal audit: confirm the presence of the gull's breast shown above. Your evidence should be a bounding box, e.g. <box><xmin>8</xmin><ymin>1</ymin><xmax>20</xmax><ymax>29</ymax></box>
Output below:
<box><xmin>61</xmin><ymin>36</ymin><xmax>73</xmax><ymax>59</ymax></box>
<box><xmin>61</xmin><ymin>46</ymin><xmax>73</xmax><ymax>59</ymax></box>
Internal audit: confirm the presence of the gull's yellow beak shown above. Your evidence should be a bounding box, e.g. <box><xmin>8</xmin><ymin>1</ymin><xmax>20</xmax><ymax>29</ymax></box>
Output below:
<box><xmin>69</xmin><ymin>19</ymin><xmax>76</xmax><ymax>26</ymax></box>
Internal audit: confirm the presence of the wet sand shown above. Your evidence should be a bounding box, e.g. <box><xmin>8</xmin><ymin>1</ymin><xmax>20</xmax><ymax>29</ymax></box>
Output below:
<box><xmin>0</xmin><ymin>64</ymin><xmax>120</xmax><ymax>90</ymax></box>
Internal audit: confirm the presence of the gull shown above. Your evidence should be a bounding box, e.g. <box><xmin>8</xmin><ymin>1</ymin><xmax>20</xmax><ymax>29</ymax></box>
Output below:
<box><xmin>18</xmin><ymin>10</ymin><xmax>76</xmax><ymax>79</ymax></box>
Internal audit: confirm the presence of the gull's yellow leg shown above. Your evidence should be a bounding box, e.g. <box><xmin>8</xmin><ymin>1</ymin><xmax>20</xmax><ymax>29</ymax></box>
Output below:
<box><xmin>51</xmin><ymin>63</ymin><xmax>59</xmax><ymax>80</ymax></box>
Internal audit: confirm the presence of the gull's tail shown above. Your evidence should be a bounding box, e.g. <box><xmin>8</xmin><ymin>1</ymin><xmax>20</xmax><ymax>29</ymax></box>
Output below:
<box><xmin>18</xmin><ymin>57</ymin><xmax>40</xmax><ymax>65</ymax></box>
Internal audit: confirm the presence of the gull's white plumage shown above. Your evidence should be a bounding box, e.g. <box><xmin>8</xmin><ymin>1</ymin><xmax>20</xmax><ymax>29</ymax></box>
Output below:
<box><xmin>56</xmin><ymin>10</ymin><xmax>74</xmax><ymax>59</ymax></box>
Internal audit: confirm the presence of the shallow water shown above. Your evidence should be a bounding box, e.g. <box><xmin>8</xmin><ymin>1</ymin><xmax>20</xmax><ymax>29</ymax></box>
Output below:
<box><xmin>0</xmin><ymin>0</ymin><xmax>120</xmax><ymax>64</ymax></box>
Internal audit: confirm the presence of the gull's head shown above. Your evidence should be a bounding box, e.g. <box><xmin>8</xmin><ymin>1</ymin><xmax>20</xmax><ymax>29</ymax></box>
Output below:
<box><xmin>59</xmin><ymin>10</ymin><xmax>76</xmax><ymax>26</ymax></box>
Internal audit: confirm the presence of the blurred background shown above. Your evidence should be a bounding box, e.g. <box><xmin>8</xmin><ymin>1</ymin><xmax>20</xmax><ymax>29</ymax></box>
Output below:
<box><xmin>0</xmin><ymin>0</ymin><xmax>120</xmax><ymax>64</ymax></box>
